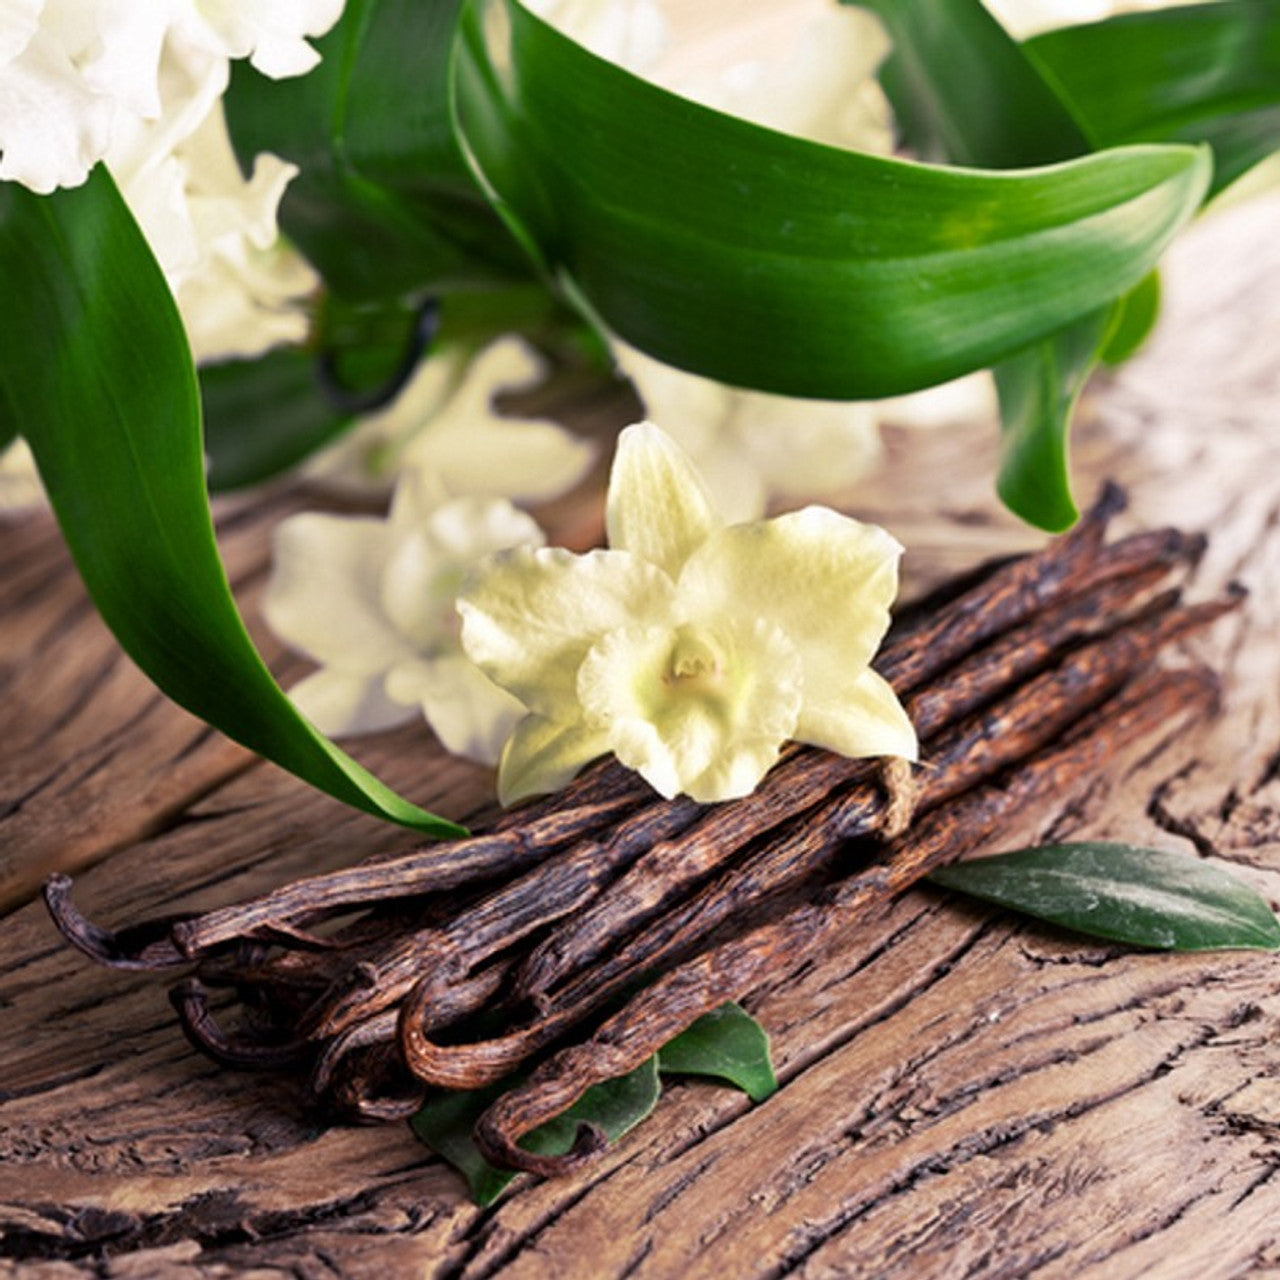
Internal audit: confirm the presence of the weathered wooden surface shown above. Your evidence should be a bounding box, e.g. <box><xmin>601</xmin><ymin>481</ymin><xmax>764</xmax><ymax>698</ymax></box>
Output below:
<box><xmin>2</xmin><ymin>190</ymin><xmax>1279</xmax><ymax>1278</ymax></box>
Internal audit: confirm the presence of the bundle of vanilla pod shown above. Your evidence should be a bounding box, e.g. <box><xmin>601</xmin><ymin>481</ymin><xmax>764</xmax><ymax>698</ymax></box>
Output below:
<box><xmin>47</xmin><ymin>485</ymin><xmax>1234</xmax><ymax>1176</ymax></box>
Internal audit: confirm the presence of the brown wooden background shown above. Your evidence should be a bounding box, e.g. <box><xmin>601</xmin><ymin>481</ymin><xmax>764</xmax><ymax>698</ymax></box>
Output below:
<box><xmin>3</xmin><ymin>47</ymin><xmax>1280</xmax><ymax>1280</ymax></box>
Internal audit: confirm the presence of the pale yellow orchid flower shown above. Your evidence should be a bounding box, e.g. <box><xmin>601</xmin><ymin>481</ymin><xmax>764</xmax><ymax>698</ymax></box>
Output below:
<box><xmin>459</xmin><ymin>422</ymin><xmax>916</xmax><ymax>806</ymax></box>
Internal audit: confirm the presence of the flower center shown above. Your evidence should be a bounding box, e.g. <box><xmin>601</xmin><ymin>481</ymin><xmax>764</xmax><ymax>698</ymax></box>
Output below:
<box><xmin>664</xmin><ymin>628</ymin><xmax>724</xmax><ymax>691</ymax></box>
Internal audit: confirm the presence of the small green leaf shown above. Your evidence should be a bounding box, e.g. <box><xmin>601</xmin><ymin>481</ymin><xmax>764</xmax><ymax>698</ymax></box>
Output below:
<box><xmin>411</xmin><ymin>1057</ymin><xmax>661</xmax><ymax>1206</ymax></box>
<box><xmin>930</xmin><ymin>842</ymin><xmax>1280</xmax><ymax>951</ymax></box>
<box><xmin>657</xmin><ymin>1002</ymin><xmax>778</xmax><ymax>1103</ymax></box>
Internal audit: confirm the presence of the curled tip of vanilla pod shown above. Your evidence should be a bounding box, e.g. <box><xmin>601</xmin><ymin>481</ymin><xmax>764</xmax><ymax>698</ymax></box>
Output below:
<box><xmin>44</xmin><ymin>873</ymin><xmax>187</xmax><ymax>970</ymax></box>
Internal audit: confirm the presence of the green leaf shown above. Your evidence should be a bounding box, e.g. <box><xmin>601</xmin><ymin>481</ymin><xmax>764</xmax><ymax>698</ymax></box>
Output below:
<box><xmin>411</xmin><ymin>1056</ymin><xmax>661</xmax><ymax>1206</ymax></box>
<box><xmin>994</xmin><ymin>307</ymin><xmax>1112</xmax><ymax>532</ymax></box>
<box><xmin>1028</xmin><ymin>1</ymin><xmax>1280</xmax><ymax>201</ymax></box>
<box><xmin>657</xmin><ymin>1002</ymin><xmax>778</xmax><ymax>1103</ymax></box>
<box><xmin>201</xmin><ymin>348</ymin><xmax>352</xmax><ymax>492</ymax></box>
<box><xmin>1099</xmin><ymin>271</ymin><xmax>1162</xmax><ymax>366</ymax></box>
<box><xmin>856</xmin><ymin>0</ymin><xmax>1119</xmax><ymax>530</ymax></box>
<box><xmin>224</xmin><ymin>0</ymin><xmax>527</xmax><ymax>300</ymax></box>
<box><xmin>453</xmin><ymin>0</ymin><xmax>1209</xmax><ymax>399</ymax></box>
<box><xmin>930</xmin><ymin>842</ymin><xmax>1280</xmax><ymax>951</ymax></box>
<box><xmin>856</xmin><ymin>0</ymin><xmax>1093</xmax><ymax>166</ymax></box>
<box><xmin>0</xmin><ymin>168</ymin><xmax>463</xmax><ymax>838</ymax></box>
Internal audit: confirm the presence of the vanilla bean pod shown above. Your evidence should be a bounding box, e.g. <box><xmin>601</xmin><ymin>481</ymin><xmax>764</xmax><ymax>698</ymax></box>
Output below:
<box><xmin>511</xmin><ymin>595</ymin><xmax>1237</xmax><ymax>1020</ymax></box>
<box><xmin>148</xmin><ymin>487</ymin><xmax>1189</xmax><ymax>962</ymax></box>
<box><xmin>509</xmin><ymin>579</ymin><xmax>1206</xmax><ymax>1004</ymax></box>
<box><xmin>396</xmin><ymin>593</ymin><xmax>1232</xmax><ymax>1091</ymax></box>
<box><xmin>470</xmin><ymin>667</ymin><xmax>1219</xmax><ymax>1175</ymax></box>
<box><xmin>171</xmin><ymin>765</ymin><xmax>657</xmax><ymax>959</ymax></box>
<box><xmin>281</xmin><ymin>525</ymin><xmax>1193</xmax><ymax>1043</ymax></box>
<box><xmin>307</xmin><ymin>797</ymin><xmax>702</xmax><ymax>1038</ymax></box>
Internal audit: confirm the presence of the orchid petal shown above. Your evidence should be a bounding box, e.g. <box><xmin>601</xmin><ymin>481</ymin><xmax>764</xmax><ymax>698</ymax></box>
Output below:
<box><xmin>679</xmin><ymin>506</ymin><xmax>903</xmax><ymax>679</ymax></box>
<box><xmin>577</xmin><ymin>617</ymin><xmax>803</xmax><ymax>803</ymax></box>
<box><xmin>387</xmin><ymin>654</ymin><xmax>526</xmax><ymax>765</ymax></box>
<box><xmin>458</xmin><ymin>545</ymin><xmax>674</xmax><ymax>716</ymax></box>
<box><xmin>497</xmin><ymin>713</ymin><xmax>611</xmax><ymax>806</ymax></box>
<box><xmin>798</xmin><ymin>666</ymin><xmax>918</xmax><ymax>763</ymax></box>
<box><xmin>606</xmin><ymin>422</ymin><xmax>722</xmax><ymax>581</ymax></box>
<box><xmin>287</xmin><ymin>667</ymin><xmax>416</xmax><ymax>737</ymax></box>
<box><xmin>264</xmin><ymin>513</ymin><xmax>411</xmax><ymax>674</ymax></box>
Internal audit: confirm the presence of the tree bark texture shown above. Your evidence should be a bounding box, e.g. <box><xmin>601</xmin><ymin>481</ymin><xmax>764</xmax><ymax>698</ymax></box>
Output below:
<box><xmin>1</xmin><ymin>192</ymin><xmax>1279</xmax><ymax>1278</ymax></box>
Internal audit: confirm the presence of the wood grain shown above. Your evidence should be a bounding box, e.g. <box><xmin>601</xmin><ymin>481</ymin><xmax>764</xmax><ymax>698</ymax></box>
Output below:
<box><xmin>2</xmin><ymin>193</ymin><xmax>1279</xmax><ymax>1280</ymax></box>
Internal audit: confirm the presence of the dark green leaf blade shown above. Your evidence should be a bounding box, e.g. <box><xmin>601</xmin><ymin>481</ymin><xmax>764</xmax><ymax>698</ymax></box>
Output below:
<box><xmin>453</xmin><ymin>0</ymin><xmax>1209</xmax><ymax>399</ymax></box>
<box><xmin>930</xmin><ymin>842</ymin><xmax>1280</xmax><ymax>951</ymax></box>
<box><xmin>0</xmin><ymin>169</ymin><xmax>462</xmax><ymax>837</ymax></box>
<box><xmin>855</xmin><ymin>0</ymin><xmax>1094</xmax><ymax>165</ymax></box>
<box><xmin>201</xmin><ymin>348</ymin><xmax>352</xmax><ymax>492</ymax></box>
<box><xmin>411</xmin><ymin>1057</ymin><xmax>661</xmax><ymax>1206</ymax></box>
<box><xmin>657</xmin><ymin>1002</ymin><xmax>778</xmax><ymax>1103</ymax></box>
<box><xmin>1029</xmin><ymin>1</ymin><xmax>1280</xmax><ymax>200</ymax></box>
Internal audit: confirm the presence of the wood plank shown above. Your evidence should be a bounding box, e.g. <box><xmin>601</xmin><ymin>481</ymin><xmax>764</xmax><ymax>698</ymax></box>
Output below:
<box><xmin>1</xmin><ymin>190</ymin><xmax>1278</xmax><ymax>1280</ymax></box>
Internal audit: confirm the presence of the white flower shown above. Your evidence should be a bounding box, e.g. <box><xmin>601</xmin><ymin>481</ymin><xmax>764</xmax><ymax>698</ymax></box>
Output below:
<box><xmin>459</xmin><ymin>422</ymin><xmax>916</xmax><ymax>805</ymax></box>
<box><xmin>662</xmin><ymin>5</ymin><xmax>894</xmax><ymax>155</ymax></box>
<box><xmin>308</xmin><ymin>336</ymin><xmax>597</xmax><ymax>507</ymax></box>
<box><xmin>614</xmin><ymin>342</ymin><xmax>885</xmax><ymax>523</ymax></box>
<box><xmin>985</xmin><ymin>0</ymin><xmax>1210</xmax><ymax>38</ymax></box>
<box><xmin>264</xmin><ymin>472</ymin><xmax>543</xmax><ymax>763</ymax></box>
<box><xmin>524</xmin><ymin>0</ymin><xmax>668</xmax><ymax>73</ymax></box>
<box><xmin>0</xmin><ymin>0</ymin><xmax>343</xmax><ymax>192</ymax></box>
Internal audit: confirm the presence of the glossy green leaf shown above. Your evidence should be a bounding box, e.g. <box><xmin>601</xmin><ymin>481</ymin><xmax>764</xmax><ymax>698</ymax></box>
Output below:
<box><xmin>224</xmin><ymin>0</ymin><xmax>526</xmax><ymax>300</ymax></box>
<box><xmin>453</xmin><ymin>0</ymin><xmax>1209</xmax><ymax>400</ymax></box>
<box><xmin>857</xmin><ymin>0</ymin><xmax>1093</xmax><ymax>165</ymax></box>
<box><xmin>1099</xmin><ymin>271</ymin><xmax>1163</xmax><ymax>366</ymax></box>
<box><xmin>993</xmin><ymin>308</ymin><xmax>1112</xmax><ymax>532</ymax></box>
<box><xmin>857</xmin><ymin>0</ymin><xmax>1120</xmax><ymax>530</ymax></box>
<box><xmin>411</xmin><ymin>1057</ymin><xmax>661</xmax><ymax>1206</ymax></box>
<box><xmin>657</xmin><ymin>1002</ymin><xmax>778</xmax><ymax>1103</ymax></box>
<box><xmin>0</xmin><ymin>169</ymin><xmax>463</xmax><ymax>837</ymax></box>
<box><xmin>930</xmin><ymin>842</ymin><xmax>1280</xmax><ymax>951</ymax></box>
<box><xmin>1028</xmin><ymin>1</ymin><xmax>1280</xmax><ymax>201</ymax></box>
<box><xmin>201</xmin><ymin>348</ymin><xmax>352</xmax><ymax>492</ymax></box>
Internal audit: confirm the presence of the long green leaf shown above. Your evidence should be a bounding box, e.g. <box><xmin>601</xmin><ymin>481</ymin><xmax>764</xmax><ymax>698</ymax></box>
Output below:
<box><xmin>224</xmin><ymin>0</ymin><xmax>526</xmax><ymax>300</ymax></box>
<box><xmin>930</xmin><ymin>842</ymin><xmax>1280</xmax><ymax>951</ymax></box>
<box><xmin>0</xmin><ymin>169</ymin><xmax>462</xmax><ymax>837</ymax></box>
<box><xmin>1029</xmin><ymin>1</ymin><xmax>1280</xmax><ymax>200</ymax></box>
<box><xmin>453</xmin><ymin>0</ymin><xmax>1208</xmax><ymax>400</ymax></box>
<box><xmin>856</xmin><ymin>0</ymin><xmax>1115</xmax><ymax>530</ymax></box>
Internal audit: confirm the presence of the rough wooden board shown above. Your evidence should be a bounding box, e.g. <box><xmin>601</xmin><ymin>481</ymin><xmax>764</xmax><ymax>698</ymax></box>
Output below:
<box><xmin>2</xmin><ymin>191</ymin><xmax>1280</xmax><ymax>1279</ymax></box>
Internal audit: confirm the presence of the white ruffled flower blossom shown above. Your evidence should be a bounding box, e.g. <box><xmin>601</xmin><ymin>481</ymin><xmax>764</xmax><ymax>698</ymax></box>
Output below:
<box><xmin>459</xmin><ymin>422</ymin><xmax>917</xmax><ymax>806</ymax></box>
<box><xmin>1</xmin><ymin>2</ymin><xmax>341</xmax><ymax>503</ymax></box>
<box><xmin>264</xmin><ymin>471</ymin><xmax>542</xmax><ymax>764</ymax></box>
<box><xmin>308</xmin><ymin>336</ymin><xmax>597</xmax><ymax>507</ymax></box>
<box><xmin>0</xmin><ymin>1</ymin><xmax>343</xmax><ymax>193</ymax></box>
